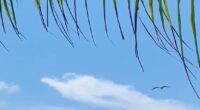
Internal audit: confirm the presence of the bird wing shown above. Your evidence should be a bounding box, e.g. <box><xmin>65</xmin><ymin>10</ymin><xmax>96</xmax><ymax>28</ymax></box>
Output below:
<box><xmin>151</xmin><ymin>87</ymin><xmax>160</xmax><ymax>90</ymax></box>
<box><xmin>161</xmin><ymin>86</ymin><xmax>170</xmax><ymax>89</ymax></box>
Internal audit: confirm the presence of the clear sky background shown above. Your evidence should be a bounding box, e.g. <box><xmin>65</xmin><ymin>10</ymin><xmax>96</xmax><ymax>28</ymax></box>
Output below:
<box><xmin>0</xmin><ymin>0</ymin><xmax>200</xmax><ymax>110</ymax></box>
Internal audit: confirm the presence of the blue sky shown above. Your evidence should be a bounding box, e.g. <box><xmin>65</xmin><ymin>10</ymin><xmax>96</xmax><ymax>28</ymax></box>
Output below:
<box><xmin>0</xmin><ymin>0</ymin><xmax>200</xmax><ymax>110</ymax></box>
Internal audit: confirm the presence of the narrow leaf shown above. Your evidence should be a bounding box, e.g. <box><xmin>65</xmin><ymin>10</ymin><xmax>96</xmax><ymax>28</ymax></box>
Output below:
<box><xmin>74</xmin><ymin>0</ymin><xmax>79</xmax><ymax>36</ymax></box>
<box><xmin>127</xmin><ymin>0</ymin><xmax>135</xmax><ymax>35</ymax></box>
<box><xmin>64</xmin><ymin>0</ymin><xmax>88</xmax><ymax>41</ymax></box>
<box><xmin>148</xmin><ymin>0</ymin><xmax>154</xmax><ymax>20</ymax></box>
<box><xmin>85</xmin><ymin>0</ymin><xmax>96</xmax><ymax>45</ymax></box>
<box><xmin>163</xmin><ymin>0</ymin><xmax>179</xmax><ymax>51</ymax></box>
<box><xmin>103</xmin><ymin>0</ymin><xmax>109</xmax><ymax>37</ymax></box>
<box><xmin>158</xmin><ymin>0</ymin><xmax>165</xmax><ymax>32</ymax></box>
<box><xmin>35</xmin><ymin>0</ymin><xmax>48</xmax><ymax>31</ymax></box>
<box><xmin>178</xmin><ymin>0</ymin><xmax>184</xmax><ymax>59</ymax></box>
<box><xmin>134</xmin><ymin>0</ymin><xmax>144</xmax><ymax>72</ymax></box>
<box><xmin>0</xmin><ymin>0</ymin><xmax>6</xmax><ymax>32</ymax></box>
<box><xmin>10</xmin><ymin>0</ymin><xmax>17</xmax><ymax>26</ymax></box>
<box><xmin>191</xmin><ymin>0</ymin><xmax>200</xmax><ymax>67</ymax></box>
<box><xmin>113</xmin><ymin>0</ymin><xmax>125</xmax><ymax>40</ymax></box>
<box><xmin>49</xmin><ymin>0</ymin><xmax>74</xmax><ymax>47</ymax></box>
<box><xmin>3</xmin><ymin>0</ymin><xmax>22</xmax><ymax>39</ymax></box>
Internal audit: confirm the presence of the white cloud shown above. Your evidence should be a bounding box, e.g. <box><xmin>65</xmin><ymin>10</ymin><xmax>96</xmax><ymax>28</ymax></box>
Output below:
<box><xmin>1</xmin><ymin>105</ymin><xmax>75</xmax><ymax>110</ymax></box>
<box><xmin>29</xmin><ymin>105</ymin><xmax>75</xmax><ymax>110</ymax></box>
<box><xmin>41</xmin><ymin>73</ymin><xmax>200</xmax><ymax>110</ymax></box>
<box><xmin>0</xmin><ymin>81</ymin><xmax>20</xmax><ymax>93</ymax></box>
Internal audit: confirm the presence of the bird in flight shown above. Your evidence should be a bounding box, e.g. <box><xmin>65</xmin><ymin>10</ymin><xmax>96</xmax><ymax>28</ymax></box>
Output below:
<box><xmin>151</xmin><ymin>86</ymin><xmax>170</xmax><ymax>90</ymax></box>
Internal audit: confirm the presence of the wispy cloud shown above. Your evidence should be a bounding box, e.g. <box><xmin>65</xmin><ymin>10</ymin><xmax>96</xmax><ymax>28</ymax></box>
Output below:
<box><xmin>41</xmin><ymin>73</ymin><xmax>200</xmax><ymax>110</ymax></box>
<box><xmin>29</xmin><ymin>105</ymin><xmax>75</xmax><ymax>110</ymax></box>
<box><xmin>0</xmin><ymin>81</ymin><xmax>20</xmax><ymax>93</ymax></box>
<box><xmin>1</xmin><ymin>105</ymin><xmax>75</xmax><ymax>110</ymax></box>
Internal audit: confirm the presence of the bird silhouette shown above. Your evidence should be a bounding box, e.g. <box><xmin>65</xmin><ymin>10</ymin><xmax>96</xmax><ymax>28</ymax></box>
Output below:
<box><xmin>151</xmin><ymin>86</ymin><xmax>170</xmax><ymax>90</ymax></box>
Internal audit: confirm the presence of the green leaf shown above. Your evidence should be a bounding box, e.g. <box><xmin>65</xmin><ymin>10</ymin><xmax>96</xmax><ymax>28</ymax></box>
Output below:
<box><xmin>57</xmin><ymin>0</ymin><xmax>62</xmax><ymax>6</ymax></box>
<box><xmin>84</xmin><ymin>0</ymin><xmax>96</xmax><ymax>45</ymax></box>
<box><xmin>0</xmin><ymin>0</ymin><xmax>6</xmax><ymax>32</ymax></box>
<box><xmin>35</xmin><ymin>0</ymin><xmax>48</xmax><ymax>31</ymax></box>
<box><xmin>134</xmin><ymin>0</ymin><xmax>144</xmax><ymax>72</ymax></box>
<box><xmin>148</xmin><ymin>0</ymin><xmax>154</xmax><ymax>20</ymax></box>
<box><xmin>158</xmin><ymin>0</ymin><xmax>167</xmax><ymax>35</ymax></box>
<box><xmin>3</xmin><ymin>0</ymin><xmax>22</xmax><ymax>38</ymax></box>
<box><xmin>10</xmin><ymin>0</ymin><xmax>17</xmax><ymax>26</ymax></box>
<box><xmin>74</xmin><ymin>0</ymin><xmax>79</xmax><ymax>36</ymax></box>
<box><xmin>49</xmin><ymin>0</ymin><xmax>74</xmax><ymax>47</ymax></box>
<box><xmin>64</xmin><ymin>0</ymin><xmax>88</xmax><ymax>41</ymax></box>
<box><xmin>127</xmin><ymin>0</ymin><xmax>135</xmax><ymax>33</ymax></box>
<box><xmin>191</xmin><ymin>0</ymin><xmax>200</xmax><ymax>67</ymax></box>
<box><xmin>57</xmin><ymin>0</ymin><xmax>70</xmax><ymax>32</ymax></box>
<box><xmin>3</xmin><ymin>0</ymin><xmax>14</xmax><ymax>26</ymax></box>
<box><xmin>103</xmin><ymin>0</ymin><xmax>109</xmax><ymax>37</ymax></box>
<box><xmin>113</xmin><ymin>0</ymin><xmax>125</xmax><ymax>40</ymax></box>
<box><xmin>163</xmin><ymin>0</ymin><xmax>172</xmax><ymax>27</ymax></box>
<box><xmin>163</xmin><ymin>0</ymin><xmax>179</xmax><ymax>51</ymax></box>
<box><xmin>178</xmin><ymin>0</ymin><xmax>184</xmax><ymax>58</ymax></box>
